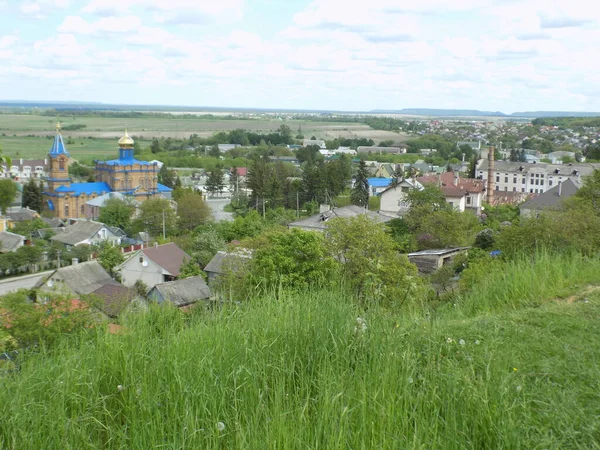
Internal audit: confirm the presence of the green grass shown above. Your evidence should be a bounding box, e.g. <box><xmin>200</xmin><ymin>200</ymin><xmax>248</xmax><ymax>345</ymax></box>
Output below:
<box><xmin>0</xmin><ymin>136</ymin><xmax>151</xmax><ymax>163</ymax></box>
<box><xmin>1</xmin><ymin>255</ymin><xmax>600</xmax><ymax>448</ymax></box>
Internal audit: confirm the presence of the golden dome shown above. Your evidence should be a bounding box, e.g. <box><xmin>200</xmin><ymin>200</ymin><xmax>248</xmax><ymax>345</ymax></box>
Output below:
<box><xmin>118</xmin><ymin>130</ymin><xmax>134</xmax><ymax>147</ymax></box>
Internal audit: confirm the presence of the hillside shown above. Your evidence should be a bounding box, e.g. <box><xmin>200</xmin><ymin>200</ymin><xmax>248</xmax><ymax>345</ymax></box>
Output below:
<box><xmin>1</xmin><ymin>253</ymin><xmax>600</xmax><ymax>449</ymax></box>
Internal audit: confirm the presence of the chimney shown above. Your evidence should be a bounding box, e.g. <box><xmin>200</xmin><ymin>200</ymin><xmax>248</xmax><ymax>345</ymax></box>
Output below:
<box><xmin>453</xmin><ymin>172</ymin><xmax>459</xmax><ymax>187</ymax></box>
<box><xmin>486</xmin><ymin>146</ymin><xmax>495</xmax><ymax>205</ymax></box>
<box><xmin>72</xmin><ymin>258</ymin><xmax>79</xmax><ymax>265</ymax></box>
<box><xmin>558</xmin><ymin>181</ymin><xmax>562</xmax><ymax>197</ymax></box>
<box><xmin>437</xmin><ymin>173</ymin><xmax>442</xmax><ymax>187</ymax></box>
<box><xmin>154</xmin><ymin>242</ymin><xmax>158</xmax><ymax>248</ymax></box>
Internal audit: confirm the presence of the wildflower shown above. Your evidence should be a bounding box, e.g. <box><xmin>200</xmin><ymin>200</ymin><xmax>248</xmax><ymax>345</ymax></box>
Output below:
<box><xmin>475</xmin><ymin>340</ymin><xmax>480</xmax><ymax>345</ymax></box>
<box><xmin>516</xmin><ymin>385</ymin><xmax>522</xmax><ymax>392</ymax></box>
<box><xmin>513</xmin><ymin>367</ymin><xmax>518</xmax><ymax>372</ymax></box>
<box><xmin>216</xmin><ymin>422</ymin><xmax>225</xmax><ymax>431</ymax></box>
<box><xmin>407</xmin><ymin>377</ymin><xmax>414</xmax><ymax>384</ymax></box>
<box><xmin>446</xmin><ymin>337</ymin><xmax>454</xmax><ymax>343</ymax></box>
<box><xmin>459</xmin><ymin>339</ymin><xmax>466</xmax><ymax>346</ymax></box>
<box><xmin>355</xmin><ymin>317</ymin><xmax>367</xmax><ymax>333</ymax></box>
<box><xmin>117</xmin><ymin>385</ymin><xmax>124</xmax><ymax>392</ymax></box>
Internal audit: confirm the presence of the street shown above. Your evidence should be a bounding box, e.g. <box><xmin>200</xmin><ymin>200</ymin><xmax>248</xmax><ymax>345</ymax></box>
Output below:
<box><xmin>0</xmin><ymin>270</ymin><xmax>53</xmax><ymax>297</ymax></box>
<box><xmin>205</xmin><ymin>198</ymin><xmax>234</xmax><ymax>222</ymax></box>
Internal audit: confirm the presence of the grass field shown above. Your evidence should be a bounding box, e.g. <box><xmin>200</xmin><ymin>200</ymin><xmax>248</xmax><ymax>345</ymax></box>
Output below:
<box><xmin>0</xmin><ymin>113</ymin><xmax>409</xmax><ymax>149</ymax></box>
<box><xmin>1</xmin><ymin>253</ymin><xmax>599</xmax><ymax>448</ymax></box>
<box><xmin>0</xmin><ymin>136</ymin><xmax>151</xmax><ymax>163</ymax></box>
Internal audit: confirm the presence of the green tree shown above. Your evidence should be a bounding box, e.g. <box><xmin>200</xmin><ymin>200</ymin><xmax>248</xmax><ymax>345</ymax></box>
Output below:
<box><xmin>178</xmin><ymin>259</ymin><xmax>203</xmax><ymax>279</ymax></box>
<box><xmin>325</xmin><ymin>215</ymin><xmax>422</xmax><ymax>306</ymax></box>
<box><xmin>278</xmin><ymin>124</ymin><xmax>293</xmax><ymax>145</ymax></box>
<box><xmin>133</xmin><ymin>198</ymin><xmax>177</xmax><ymax>238</ymax></box>
<box><xmin>575</xmin><ymin>169</ymin><xmax>600</xmax><ymax>210</ymax></box>
<box><xmin>190</xmin><ymin>224</ymin><xmax>226</xmax><ymax>267</ymax></box>
<box><xmin>22</xmin><ymin>178</ymin><xmax>43</xmax><ymax>213</ymax></box>
<box><xmin>249</xmin><ymin>228</ymin><xmax>336</xmax><ymax>290</ymax></box>
<box><xmin>0</xmin><ymin>179</ymin><xmax>17</xmax><ymax>214</ymax></box>
<box><xmin>98</xmin><ymin>198</ymin><xmax>135</xmax><ymax>230</ymax></box>
<box><xmin>158</xmin><ymin>164</ymin><xmax>175</xmax><ymax>188</ymax></box>
<box><xmin>0</xmin><ymin>146</ymin><xmax>10</xmax><ymax>173</ymax></box>
<box><xmin>150</xmin><ymin>138</ymin><xmax>163</xmax><ymax>154</ymax></box>
<box><xmin>205</xmin><ymin>167</ymin><xmax>225</xmax><ymax>197</ymax></box>
<box><xmin>350</xmin><ymin>160</ymin><xmax>369</xmax><ymax>207</ymax></box>
<box><xmin>230</xmin><ymin>167</ymin><xmax>240</xmax><ymax>193</ymax></box>
<box><xmin>97</xmin><ymin>245</ymin><xmax>124</xmax><ymax>275</ymax></box>
<box><xmin>177</xmin><ymin>192</ymin><xmax>212</xmax><ymax>231</ymax></box>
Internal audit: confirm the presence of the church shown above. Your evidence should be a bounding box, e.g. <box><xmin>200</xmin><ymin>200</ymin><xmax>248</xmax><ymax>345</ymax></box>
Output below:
<box><xmin>43</xmin><ymin>125</ymin><xmax>171</xmax><ymax>219</ymax></box>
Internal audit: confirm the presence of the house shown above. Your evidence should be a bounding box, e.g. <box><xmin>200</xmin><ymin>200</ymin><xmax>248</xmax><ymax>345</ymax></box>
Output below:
<box><xmin>147</xmin><ymin>275</ymin><xmax>212</xmax><ymax>307</ymax></box>
<box><xmin>7</xmin><ymin>207</ymin><xmax>40</xmax><ymax>223</ymax></box>
<box><xmin>519</xmin><ymin>179</ymin><xmax>581</xmax><ymax>218</ymax></box>
<box><xmin>0</xmin><ymin>231</ymin><xmax>25</xmax><ymax>253</ymax></box>
<box><xmin>50</xmin><ymin>220</ymin><xmax>123</xmax><ymax>248</ymax></box>
<box><xmin>204</xmin><ymin>249</ymin><xmax>252</xmax><ymax>283</ymax></box>
<box><xmin>0</xmin><ymin>158</ymin><xmax>48</xmax><ymax>180</ymax></box>
<box><xmin>375</xmin><ymin>164</ymin><xmax>395</xmax><ymax>178</ymax></box>
<box><xmin>547</xmin><ymin>151</ymin><xmax>580</xmax><ymax>164</ymax></box>
<box><xmin>218</xmin><ymin>144</ymin><xmax>241</xmax><ymax>152</ymax></box>
<box><xmin>117</xmin><ymin>242</ymin><xmax>190</xmax><ymax>289</ymax></box>
<box><xmin>36</xmin><ymin>260</ymin><xmax>138</xmax><ymax>318</ymax></box>
<box><xmin>288</xmin><ymin>205</ymin><xmax>392</xmax><ymax>232</ymax></box>
<box><xmin>408</xmin><ymin>248</ymin><xmax>469</xmax><ymax>274</ymax></box>
<box><xmin>303</xmin><ymin>139</ymin><xmax>326</xmax><ymax>149</ymax></box>
<box><xmin>357</xmin><ymin>146</ymin><xmax>406</xmax><ymax>155</ymax></box>
<box><xmin>418</xmin><ymin>172</ymin><xmax>485</xmax><ymax>213</ymax></box>
<box><xmin>456</xmin><ymin>141</ymin><xmax>481</xmax><ymax>152</ymax></box>
<box><xmin>366</xmin><ymin>178</ymin><xmax>393</xmax><ymax>196</ymax></box>
<box><xmin>379</xmin><ymin>178</ymin><xmax>424</xmax><ymax>217</ymax></box>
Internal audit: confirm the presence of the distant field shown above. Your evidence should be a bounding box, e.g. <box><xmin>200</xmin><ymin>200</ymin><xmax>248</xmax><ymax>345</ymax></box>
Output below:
<box><xmin>0</xmin><ymin>136</ymin><xmax>151</xmax><ymax>164</ymax></box>
<box><xmin>0</xmin><ymin>114</ymin><xmax>409</xmax><ymax>143</ymax></box>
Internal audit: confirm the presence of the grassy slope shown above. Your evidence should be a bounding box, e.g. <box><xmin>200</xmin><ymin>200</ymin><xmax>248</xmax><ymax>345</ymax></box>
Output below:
<box><xmin>1</xmin><ymin>255</ymin><xmax>600</xmax><ymax>449</ymax></box>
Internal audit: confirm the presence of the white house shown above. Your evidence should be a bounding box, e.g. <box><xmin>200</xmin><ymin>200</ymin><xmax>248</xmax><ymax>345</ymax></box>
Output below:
<box><xmin>418</xmin><ymin>172</ymin><xmax>485</xmax><ymax>213</ymax></box>
<box><xmin>379</xmin><ymin>179</ymin><xmax>424</xmax><ymax>217</ymax></box>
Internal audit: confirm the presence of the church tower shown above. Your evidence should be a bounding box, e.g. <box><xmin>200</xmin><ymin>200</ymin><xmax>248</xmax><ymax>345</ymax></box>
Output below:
<box><xmin>47</xmin><ymin>123</ymin><xmax>71</xmax><ymax>192</ymax></box>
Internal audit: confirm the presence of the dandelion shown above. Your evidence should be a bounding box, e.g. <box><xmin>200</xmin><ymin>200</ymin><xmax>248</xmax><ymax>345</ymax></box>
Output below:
<box><xmin>516</xmin><ymin>385</ymin><xmax>522</xmax><ymax>392</ymax></box>
<box><xmin>117</xmin><ymin>385</ymin><xmax>124</xmax><ymax>392</ymax></box>
<box><xmin>459</xmin><ymin>339</ymin><xmax>466</xmax><ymax>346</ymax></box>
<box><xmin>446</xmin><ymin>337</ymin><xmax>454</xmax><ymax>343</ymax></box>
<box><xmin>216</xmin><ymin>422</ymin><xmax>225</xmax><ymax>431</ymax></box>
<box><xmin>513</xmin><ymin>367</ymin><xmax>518</xmax><ymax>372</ymax></box>
<box><xmin>355</xmin><ymin>317</ymin><xmax>367</xmax><ymax>333</ymax></box>
<box><xmin>475</xmin><ymin>340</ymin><xmax>480</xmax><ymax>345</ymax></box>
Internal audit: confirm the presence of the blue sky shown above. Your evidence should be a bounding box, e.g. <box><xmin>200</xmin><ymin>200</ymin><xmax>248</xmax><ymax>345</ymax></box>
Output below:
<box><xmin>0</xmin><ymin>0</ymin><xmax>599</xmax><ymax>112</ymax></box>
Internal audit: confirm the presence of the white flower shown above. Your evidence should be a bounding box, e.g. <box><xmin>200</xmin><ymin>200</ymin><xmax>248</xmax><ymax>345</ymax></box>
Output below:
<box><xmin>475</xmin><ymin>340</ymin><xmax>480</xmax><ymax>345</ymax></box>
<box><xmin>117</xmin><ymin>385</ymin><xmax>124</xmax><ymax>392</ymax></box>
<box><xmin>446</xmin><ymin>337</ymin><xmax>454</xmax><ymax>343</ymax></box>
<box><xmin>354</xmin><ymin>317</ymin><xmax>367</xmax><ymax>333</ymax></box>
<box><xmin>459</xmin><ymin>339</ymin><xmax>466</xmax><ymax>346</ymax></box>
<box><xmin>407</xmin><ymin>377</ymin><xmax>414</xmax><ymax>384</ymax></box>
<box><xmin>516</xmin><ymin>385</ymin><xmax>522</xmax><ymax>392</ymax></box>
<box><xmin>217</xmin><ymin>422</ymin><xmax>225</xmax><ymax>431</ymax></box>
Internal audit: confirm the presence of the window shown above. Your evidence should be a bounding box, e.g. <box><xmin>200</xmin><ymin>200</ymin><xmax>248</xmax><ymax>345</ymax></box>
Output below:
<box><xmin>530</xmin><ymin>189</ymin><xmax>534</xmax><ymax>193</ymax></box>
<box><xmin>495</xmin><ymin>186</ymin><xmax>499</xmax><ymax>191</ymax></box>
<box><xmin>513</xmin><ymin>187</ymin><xmax>517</xmax><ymax>192</ymax></box>
<box><xmin>522</xmin><ymin>178</ymin><xmax>526</xmax><ymax>184</ymax></box>
<box><xmin>535</xmin><ymin>180</ymin><xmax>539</xmax><ymax>185</ymax></box>
<box><xmin>505</xmin><ymin>177</ymin><xmax>508</xmax><ymax>183</ymax></box>
<box><xmin>535</xmin><ymin>174</ymin><xmax>539</xmax><ymax>178</ymax></box>
<box><xmin>522</xmin><ymin>188</ymin><xmax>525</xmax><ymax>192</ymax></box>
<box><xmin>496</xmin><ymin>176</ymin><xmax>500</xmax><ymax>182</ymax></box>
<box><xmin>549</xmin><ymin>181</ymin><xmax>553</xmax><ymax>186</ymax></box>
<box><xmin>540</xmin><ymin>180</ymin><xmax>544</xmax><ymax>186</ymax></box>
<box><xmin>466</xmin><ymin>196</ymin><xmax>471</xmax><ymax>205</ymax></box>
<box><xmin>64</xmin><ymin>204</ymin><xmax>69</xmax><ymax>216</ymax></box>
<box><xmin>139</xmin><ymin>256</ymin><xmax>144</xmax><ymax>263</ymax></box>
<box><xmin>59</xmin><ymin>159</ymin><xmax>65</xmax><ymax>170</ymax></box>
<box><xmin>513</xmin><ymin>178</ymin><xmax>517</xmax><ymax>183</ymax></box>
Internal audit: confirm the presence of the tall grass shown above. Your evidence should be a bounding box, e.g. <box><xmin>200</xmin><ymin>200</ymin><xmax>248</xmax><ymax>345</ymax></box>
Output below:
<box><xmin>1</xmin><ymin>282</ymin><xmax>600</xmax><ymax>448</ymax></box>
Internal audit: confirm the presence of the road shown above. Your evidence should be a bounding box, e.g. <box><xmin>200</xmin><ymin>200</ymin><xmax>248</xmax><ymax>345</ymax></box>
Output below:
<box><xmin>205</xmin><ymin>198</ymin><xmax>234</xmax><ymax>222</ymax></box>
<box><xmin>0</xmin><ymin>270</ymin><xmax>54</xmax><ymax>296</ymax></box>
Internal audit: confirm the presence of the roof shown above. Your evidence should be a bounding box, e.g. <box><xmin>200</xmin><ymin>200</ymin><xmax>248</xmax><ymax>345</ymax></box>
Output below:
<box><xmin>85</xmin><ymin>191</ymin><xmax>133</xmax><ymax>207</ymax></box>
<box><xmin>418</xmin><ymin>172</ymin><xmax>485</xmax><ymax>197</ymax></box>
<box><xmin>141</xmin><ymin>243</ymin><xmax>190</xmax><ymax>276</ymax></box>
<box><xmin>477</xmin><ymin>160</ymin><xmax>600</xmax><ymax>177</ymax></box>
<box><xmin>55</xmin><ymin>182</ymin><xmax>112</xmax><ymax>196</ymax></box>
<box><xmin>380</xmin><ymin>178</ymin><xmax>424</xmax><ymax>195</ymax></box>
<box><xmin>42</xmin><ymin>217</ymin><xmax>66</xmax><ymax>228</ymax></box>
<box><xmin>150</xmin><ymin>276</ymin><xmax>211</xmax><ymax>307</ymax></box>
<box><xmin>38</xmin><ymin>260</ymin><xmax>115</xmax><ymax>295</ymax></box>
<box><xmin>520</xmin><ymin>179</ymin><xmax>581</xmax><ymax>211</ymax></box>
<box><xmin>50</xmin><ymin>131</ymin><xmax>70</xmax><ymax>157</ymax></box>
<box><xmin>357</xmin><ymin>146</ymin><xmax>403</xmax><ymax>154</ymax></box>
<box><xmin>50</xmin><ymin>220</ymin><xmax>106</xmax><ymax>246</ymax></box>
<box><xmin>367</xmin><ymin>177</ymin><xmax>393</xmax><ymax>188</ymax></box>
<box><xmin>157</xmin><ymin>183</ymin><xmax>172</xmax><ymax>193</ymax></box>
<box><xmin>91</xmin><ymin>283</ymin><xmax>138</xmax><ymax>317</ymax></box>
<box><xmin>0</xmin><ymin>231</ymin><xmax>25</xmax><ymax>253</ymax></box>
<box><xmin>289</xmin><ymin>205</ymin><xmax>392</xmax><ymax>231</ymax></box>
<box><xmin>233</xmin><ymin>167</ymin><xmax>248</xmax><ymax>176</ymax></box>
<box><xmin>408</xmin><ymin>248</ymin><xmax>469</xmax><ymax>257</ymax></box>
<box><xmin>204</xmin><ymin>250</ymin><xmax>252</xmax><ymax>274</ymax></box>
<box><xmin>7</xmin><ymin>207</ymin><xmax>39</xmax><ymax>222</ymax></box>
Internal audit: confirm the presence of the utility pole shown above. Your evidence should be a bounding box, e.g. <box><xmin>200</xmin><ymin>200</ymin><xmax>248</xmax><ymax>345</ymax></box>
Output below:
<box><xmin>296</xmin><ymin>191</ymin><xmax>299</xmax><ymax>217</ymax></box>
<box><xmin>162</xmin><ymin>210</ymin><xmax>166</xmax><ymax>240</ymax></box>
<box><xmin>262</xmin><ymin>198</ymin><xmax>265</xmax><ymax>218</ymax></box>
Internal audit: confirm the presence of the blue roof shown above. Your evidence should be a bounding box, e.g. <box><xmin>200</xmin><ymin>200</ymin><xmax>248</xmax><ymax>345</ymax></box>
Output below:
<box><xmin>157</xmin><ymin>183</ymin><xmax>172</xmax><ymax>192</ymax></box>
<box><xmin>101</xmin><ymin>158</ymin><xmax>157</xmax><ymax>166</ymax></box>
<box><xmin>49</xmin><ymin>132</ymin><xmax>70</xmax><ymax>157</ymax></box>
<box><xmin>367</xmin><ymin>178</ymin><xmax>392</xmax><ymax>188</ymax></box>
<box><xmin>68</xmin><ymin>182</ymin><xmax>112</xmax><ymax>195</ymax></box>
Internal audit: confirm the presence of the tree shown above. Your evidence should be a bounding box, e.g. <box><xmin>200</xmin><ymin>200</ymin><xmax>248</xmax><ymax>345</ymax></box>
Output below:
<box><xmin>278</xmin><ymin>124</ymin><xmax>293</xmax><ymax>145</ymax></box>
<box><xmin>575</xmin><ymin>169</ymin><xmax>600</xmax><ymax>210</ymax></box>
<box><xmin>325</xmin><ymin>215</ymin><xmax>422</xmax><ymax>306</ymax></box>
<box><xmin>150</xmin><ymin>138</ymin><xmax>163</xmax><ymax>154</ymax></box>
<box><xmin>98</xmin><ymin>198</ymin><xmax>135</xmax><ymax>231</ymax></box>
<box><xmin>350</xmin><ymin>160</ymin><xmax>369</xmax><ymax>207</ymax></box>
<box><xmin>22</xmin><ymin>178</ymin><xmax>43</xmax><ymax>213</ymax></box>
<box><xmin>205</xmin><ymin>167</ymin><xmax>225</xmax><ymax>197</ymax></box>
<box><xmin>158</xmin><ymin>164</ymin><xmax>175</xmax><ymax>188</ymax></box>
<box><xmin>133</xmin><ymin>198</ymin><xmax>177</xmax><ymax>238</ymax></box>
<box><xmin>249</xmin><ymin>228</ymin><xmax>336</xmax><ymax>290</ymax></box>
<box><xmin>0</xmin><ymin>179</ymin><xmax>17</xmax><ymax>214</ymax></box>
<box><xmin>190</xmin><ymin>224</ymin><xmax>226</xmax><ymax>267</ymax></box>
<box><xmin>177</xmin><ymin>193</ymin><xmax>212</xmax><ymax>231</ymax></box>
<box><xmin>230</xmin><ymin>167</ymin><xmax>240</xmax><ymax>193</ymax></box>
<box><xmin>209</xmin><ymin>145</ymin><xmax>221</xmax><ymax>158</ymax></box>
<box><xmin>178</xmin><ymin>259</ymin><xmax>203</xmax><ymax>279</ymax></box>
<box><xmin>0</xmin><ymin>147</ymin><xmax>10</xmax><ymax>174</ymax></box>
<box><xmin>97</xmin><ymin>245</ymin><xmax>124</xmax><ymax>275</ymax></box>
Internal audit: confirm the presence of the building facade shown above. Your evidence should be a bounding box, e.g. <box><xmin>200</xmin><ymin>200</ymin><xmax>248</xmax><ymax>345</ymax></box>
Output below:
<box><xmin>43</xmin><ymin>125</ymin><xmax>170</xmax><ymax>219</ymax></box>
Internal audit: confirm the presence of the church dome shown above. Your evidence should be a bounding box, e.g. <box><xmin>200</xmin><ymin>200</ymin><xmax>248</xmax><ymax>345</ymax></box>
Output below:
<box><xmin>118</xmin><ymin>130</ymin><xmax>134</xmax><ymax>148</ymax></box>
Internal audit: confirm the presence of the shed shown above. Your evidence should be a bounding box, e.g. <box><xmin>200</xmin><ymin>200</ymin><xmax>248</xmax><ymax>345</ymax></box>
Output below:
<box><xmin>147</xmin><ymin>276</ymin><xmax>212</xmax><ymax>307</ymax></box>
<box><xmin>407</xmin><ymin>248</ymin><xmax>469</xmax><ymax>274</ymax></box>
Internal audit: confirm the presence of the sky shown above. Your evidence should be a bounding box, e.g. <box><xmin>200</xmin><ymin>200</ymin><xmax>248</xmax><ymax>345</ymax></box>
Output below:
<box><xmin>0</xmin><ymin>0</ymin><xmax>599</xmax><ymax>113</ymax></box>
